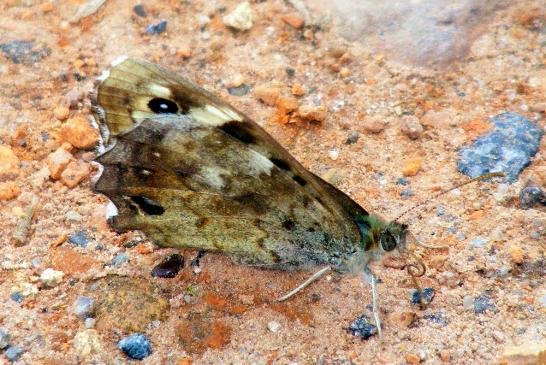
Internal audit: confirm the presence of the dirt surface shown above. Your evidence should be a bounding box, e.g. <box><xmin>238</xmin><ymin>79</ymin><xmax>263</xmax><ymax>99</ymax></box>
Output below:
<box><xmin>0</xmin><ymin>1</ymin><xmax>545</xmax><ymax>364</ymax></box>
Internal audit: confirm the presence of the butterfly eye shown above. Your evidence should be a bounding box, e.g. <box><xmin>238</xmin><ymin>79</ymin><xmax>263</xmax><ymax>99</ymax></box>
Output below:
<box><xmin>380</xmin><ymin>231</ymin><xmax>397</xmax><ymax>251</ymax></box>
<box><xmin>148</xmin><ymin>98</ymin><xmax>179</xmax><ymax>114</ymax></box>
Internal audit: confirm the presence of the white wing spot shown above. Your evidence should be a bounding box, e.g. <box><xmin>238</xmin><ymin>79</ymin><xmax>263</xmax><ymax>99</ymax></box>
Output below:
<box><xmin>111</xmin><ymin>55</ymin><xmax>129</xmax><ymax>66</ymax></box>
<box><xmin>201</xmin><ymin>167</ymin><xmax>227</xmax><ymax>189</ymax></box>
<box><xmin>106</xmin><ymin>200</ymin><xmax>119</xmax><ymax>219</ymax></box>
<box><xmin>148</xmin><ymin>84</ymin><xmax>172</xmax><ymax>99</ymax></box>
<box><xmin>248</xmin><ymin>150</ymin><xmax>274</xmax><ymax>176</ymax></box>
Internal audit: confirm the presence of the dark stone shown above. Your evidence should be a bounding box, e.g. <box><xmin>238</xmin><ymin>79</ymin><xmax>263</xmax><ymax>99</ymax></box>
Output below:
<box><xmin>5</xmin><ymin>346</ymin><xmax>24</xmax><ymax>362</ymax></box>
<box><xmin>146</xmin><ymin>20</ymin><xmax>168</xmax><ymax>35</ymax></box>
<box><xmin>519</xmin><ymin>186</ymin><xmax>546</xmax><ymax>209</ymax></box>
<box><xmin>151</xmin><ymin>254</ymin><xmax>185</xmax><ymax>278</ymax></box>
<box><xmin>345</xmin><ymin>131</ymin><xmax>360</xmax><ymax>144</ymax></box>
<box><xmin>227</xmin><ymin>84</ymin><xmax>252</xmax><ymax>96</ymax></box>
<box><xmin>68</xmin><ymin>230</ymin><xmax>90</xmax><ymax>247</ymax></box>
<box><xmin>474</xmin><ymin>294</ymin><xmax>497</xmax><ymax>314</ymax></box>
<box><xmin>10</xmin><ymin>292</ymin><xmax>23</xmax><ymax>303</ymax></box>
<box><xmin>457</xmin><ymin>112</ymin><xmax>544</xmax><ymax>182</ymax></box>
<box><xmin>111</xmin><ymin>252</ymin><xmax>129</xmax><ymax>267</ymax></box>
<box><xmin>412</xmin><ymin>287</ymin><xmax>435</xmax><ymax>305</ymax></box>
<box><xmin>396</xmin><ymin>177</ymin><xmax>409</xmax><ymax>185</ymax></box>
<box><xmin>400</xmin><ymin>188</ymin><xmax>414</xmax><ymax>197</ymax></box>
<box><xmin>423</xmin><ymin>312</ymin><xmax>449</xmax><ymax>326</ymax></box>
<box><xmin>133</xmin><ymin>4</ymin><xmax>147</xmax><ymax>17</ymax></box>
<box><xmin>0</xmin><ymin>40</ymin><xmax>50</xmax><ymax>64</ymax></box>
<box><xmin>118</xmin><ymin>333</ymin><xmax>152</xmax><ymax>360</ymax></box>
<box><xmin>347</xmin><ymin>315</ymin><xmax>378</xmax><ymax>340</ymax></box>
<box><xmin>285</xmin><ymin>67</ymin><xmax>295</xmax><ymax>77</ymax></box>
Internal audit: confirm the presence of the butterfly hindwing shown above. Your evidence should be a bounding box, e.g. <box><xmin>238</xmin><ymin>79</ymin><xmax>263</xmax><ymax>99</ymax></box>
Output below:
<box><xmin>94</xmin><ymin>58</ymin><xmax>369</xmax><ymax>270</ymax></box>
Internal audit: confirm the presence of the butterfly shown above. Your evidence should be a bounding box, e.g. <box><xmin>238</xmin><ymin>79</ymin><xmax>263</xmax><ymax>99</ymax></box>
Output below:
<box><xmin>93</xmin><ymin>57</ymin><xmax>480</xmax><ymax>334</ymax></box>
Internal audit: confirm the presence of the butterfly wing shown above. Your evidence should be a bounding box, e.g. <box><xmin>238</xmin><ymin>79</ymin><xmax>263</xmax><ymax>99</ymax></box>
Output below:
<box><xmin>94</xmin><ymin>58</ymin><xmax>369</xmax><ymax>270</ymax></box>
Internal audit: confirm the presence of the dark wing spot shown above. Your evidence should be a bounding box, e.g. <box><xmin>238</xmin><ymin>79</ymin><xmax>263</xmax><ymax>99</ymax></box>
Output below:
<box><xmin>218</xmin><ymin>121</ymin><xmax>255</xmax><ymax>144</ymax></box>
<box><xmin>293</xmin><ymin>175</ymin><xmax>307</xmax><ymax>186</ymax></box>
<box><xmin>282</xmin><ymin>219</ymin><xmax>295</xmax><ymax>230</ymax></box>
<box><xmin>233</xmin><ymin>193</ymin><xmax>266</xmax><ymax>214</ymax></box>
<box><xmin>270</xmin><ymin>157</ymin><xmax>291</xmax><ymax>171</ymax></box>
<box><xmin>130</xmin><ymin>196</ymin><xmax>165</xmax><ymax>215</ymax></box>
<box><xmin>174</xmin><ymin>165</ymin><xmax>198</xmax><ymax>179</ymax></box>
<box><xmin>148</xmin><ymin>98</ymin><xmax>179</xmax><ymax>114</ymax></box>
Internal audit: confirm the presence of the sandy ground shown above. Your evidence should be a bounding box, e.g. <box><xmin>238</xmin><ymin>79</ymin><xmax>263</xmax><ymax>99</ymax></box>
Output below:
<box><xmin>0</xmin><ymin>1</ymin><xmax>544</xmax><ymax>364</ymax></box>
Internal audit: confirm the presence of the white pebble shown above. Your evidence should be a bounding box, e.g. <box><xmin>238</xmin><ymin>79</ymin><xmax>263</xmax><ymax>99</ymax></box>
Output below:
<box><xmin>223</xmin><ymin>2</ymin><xmax>253</xmax><ymax>31</ymax></box>
<box><xmin>462</xmin><ymin>295</ymin><xmax>475</xmax><ymax>309</ymax></box>
<box><xmin>328</xmin><ymin>149</ymin><xmax>339</xmax><ymax>161</ymax></box>
<box><xmin>84</xmin><ymin>318</ymin><xmax>96</xmax><ymax>329</ymax></box>
<box><xmin>267</xmin><ymin>320</ymin><xmax>281</xmax><ymax>333</ymax></box>
<box><xmin>40</xmin><ymin>268</ymin><xmax>64</xmax><ymax>287</ymax></box>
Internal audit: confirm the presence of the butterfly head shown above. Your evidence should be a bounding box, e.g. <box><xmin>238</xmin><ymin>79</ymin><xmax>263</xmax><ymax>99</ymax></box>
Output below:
<box><xmin>354</xmin><ymin>214</ymin><xmax>408</xmax><ymax>254</ymax></box>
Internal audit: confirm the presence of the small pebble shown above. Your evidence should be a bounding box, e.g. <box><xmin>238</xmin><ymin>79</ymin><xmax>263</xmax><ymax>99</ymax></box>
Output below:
<box><xmin>474</xmin><ymin>294</ymin><xmax>497</xmax><ymax>314</ymax></box>
<box><xmin>118</xmin><ymin>333</ymin><xmax>152</xmax><ymax>360</ymax></box>
<box><xmin>73</xmin><ymin>329</ymin><xmax>103</xmax><ymax>357</ymax></box>
<box><xmin>347</xmin><ymin>315</ymin><xmax>378</xmax><ymax>340</ymax></box>
<box><xmin>412</xmin><ymin>288</ymin><xmax>435</xmax><ymax>305</ymax></box>
<box><xmin>60</xmin><ymin>160</ymin><xmax>91</xmax><ymax>188</ymax></box>
<box><xmin>53</xmin><ymin>106</ymin><xmax>70</xmax><ymax>121</ymax></box>
<box><xmin>10</xmin><ymin>292</ymin><xmax>23</xmax><ymax>303</ymax></box>
<box><xmin>345</xmin><ymin>131</ymin><xmax>360</xmax><ymax>144</ymax></box>
<box><xmin>40</xmin><ymin>268</ymin><xmax>64</xmax><ymax>287</ymax></box>
<box><xmin>388</xmin><ymin>311</ymin><xmax>415</xmax><ymax>328</ymax></box>
<box><xmin>298</xmin><ymin>105</ymin><xmax>327</xmax><ymax>123</ymax></box>
<box><xmin>405</xmin><ymin>353</ymin><xmax>421</xmax><ymax>364</ymax></box>
<box><xmin>133</xmin><ymin>4</ymin><xmax>147</xmax><ymax>17</ymax></box>
<box><xmin>470</xmin><ymin>237</ymin><xmax>488</xmax><ymax>248</ymax></box>
<box><xmin>68</xmin><ymin>230</ymin><xmax>90</xmax><ymax>247</ymax></box>
<box><xmin>508</xmin><ymin>245</ymin><xmax>525</xmax><ymax>264</ymax></box>
<box><xmin>439</xmin><ymin>349</ymin><xmax>451</xmax><ymax>362</ymax></box>
<box><xmin>402</xmin><ymin>158</ymin><xmax>422</xmax><ymax>177</ymax></box>
<box><xmin>0</xmin><ymin>40</ymin><xmax>50</xmax><ymax>65</ymax></box>
<box><xmin>151</xmin><ymin>254</ymin><xmax>184</xmax><ymax>278</ymax></box>
<box><xmin>84</xmin><ymin>318</ymin><xmax>96</xmax><ymax>328</ymax></box>
<box><xmin>0</xmin><ymin>145</ymin><xmax>20</xmax><ymax>180</ymax></box>
<box><xmin>423</xmin><ymin>312</ymin><xmax>449</xmax><ymax>327</ymax></box>
<box><xmin>227</xmin><ymin>84</ymin><xmax>251</xmax><ymax>96</ymax></box>
<box><xmin>111</xmin><ymin>252</ymin><xmax>129</xmax><ymax>266</ymax></box>
<box><xmin>396</xmin><ymin>178</ymin><xmax>409</xmax><ymax>186</ymax></box>
<box><xmin>400</xmin><ymin>189</ymin><xmax>414</xmax><ymax>198</ymax></box>
<box><xmin>146</xmin><ymin>20</ymin><xmax>167</xmax><ymax>35</ymax></box>
<box><xmin>363</xmin><ymin>116</ymin><xmax>387</xmax><ymax>133</ymax></box>
<box><xmin>46</xmin><ymin>143</ymin><xmax>74</xmax><ymax>180</ymax></box>
<box><xmin>530</xmin><ymin>101</ymin><xmax>546</xmax><ymax>112</ymax></box>
<box><xmin>281</xmin><ymin>13</ymin><xmax>305</xmax><ymax>29</ymax></box>
<box><xmin>519</xmin><ymin>186</ymin><xmax>545</xmax><ymax>209</ymax></box>
<box><xmin>457</xmin><ymin>112</ymin><xmax>543</xmax><ymax>182</ymax></box>
<box><xmin>267</xmin><ymin>321</ymin><xmax>281</xmax><ymax>333</ymax></box>
<box><xmin>400</xmin><ymin>115</ymin><xmax>424</xmax><ymax>140</ymax></box>
<box><xmin>60</xmin><ymin>116</ymin><xmax>100</xmax><ymax>149</ymax></box>
<box><xmin>65</xmin><ymin>209</ymin><xmax>82</xmax><ymax>222</ymax></box>
<box><xmin>223</xmin><ymin>2</ymin><xmax>253</xmax><ymax>31</ymax></box>
<box><xmin>5</xmin><ymin>346</ymin><xmax>24</xmax><ymax>362</ymax></box>
<box><xmin>72</xmin><ymin>296</ymin><xmax>95</xmax><ymax>318</ymax></box>
<box><xmin>500</xmin><ymin>344</ymin><xmax>546</xmax><ymax>365</ymax></box>
<box><xmin>0</xmin><ymin>328</ymin><xmax>10</xmax><ymax>349</ymax></box>
<box><xmin>328</xmin><ymin>149</ymin><xmax>339</xmax><ymax>161</ymax></box>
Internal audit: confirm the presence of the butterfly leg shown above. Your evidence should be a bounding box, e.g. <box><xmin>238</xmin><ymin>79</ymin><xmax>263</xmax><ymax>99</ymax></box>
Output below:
<box><xmin>190</xmin><ymin>250</ymin><xmax>207</xmax><ymax>267</ymax></box>
<box><xmin>370</xmin><ymin>272</ymin><xmax>382</xmax><ymax>335</ymax></box>
<box><xmin>277</xmin><ymin>266</ymin><xmax>331</xmax><ymax>302</ymax></box>
<box><xmin>362</xmin><ymin>268</ymin><xmax>382</xmax><ymax>335</ymax></box>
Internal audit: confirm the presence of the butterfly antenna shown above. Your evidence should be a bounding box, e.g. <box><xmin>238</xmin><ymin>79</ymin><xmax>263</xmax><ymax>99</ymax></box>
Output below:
<box><xmin>393</xmin><ymin>172</ymin><xmax>505</xmax><ymax>224</ymax></box>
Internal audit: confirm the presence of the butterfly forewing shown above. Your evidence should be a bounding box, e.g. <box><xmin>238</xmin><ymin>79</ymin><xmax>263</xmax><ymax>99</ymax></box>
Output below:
<box><xmin>94</xmin><ymin>58</ymin><xmax>369</xmax><ymax>270</ymax></box>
